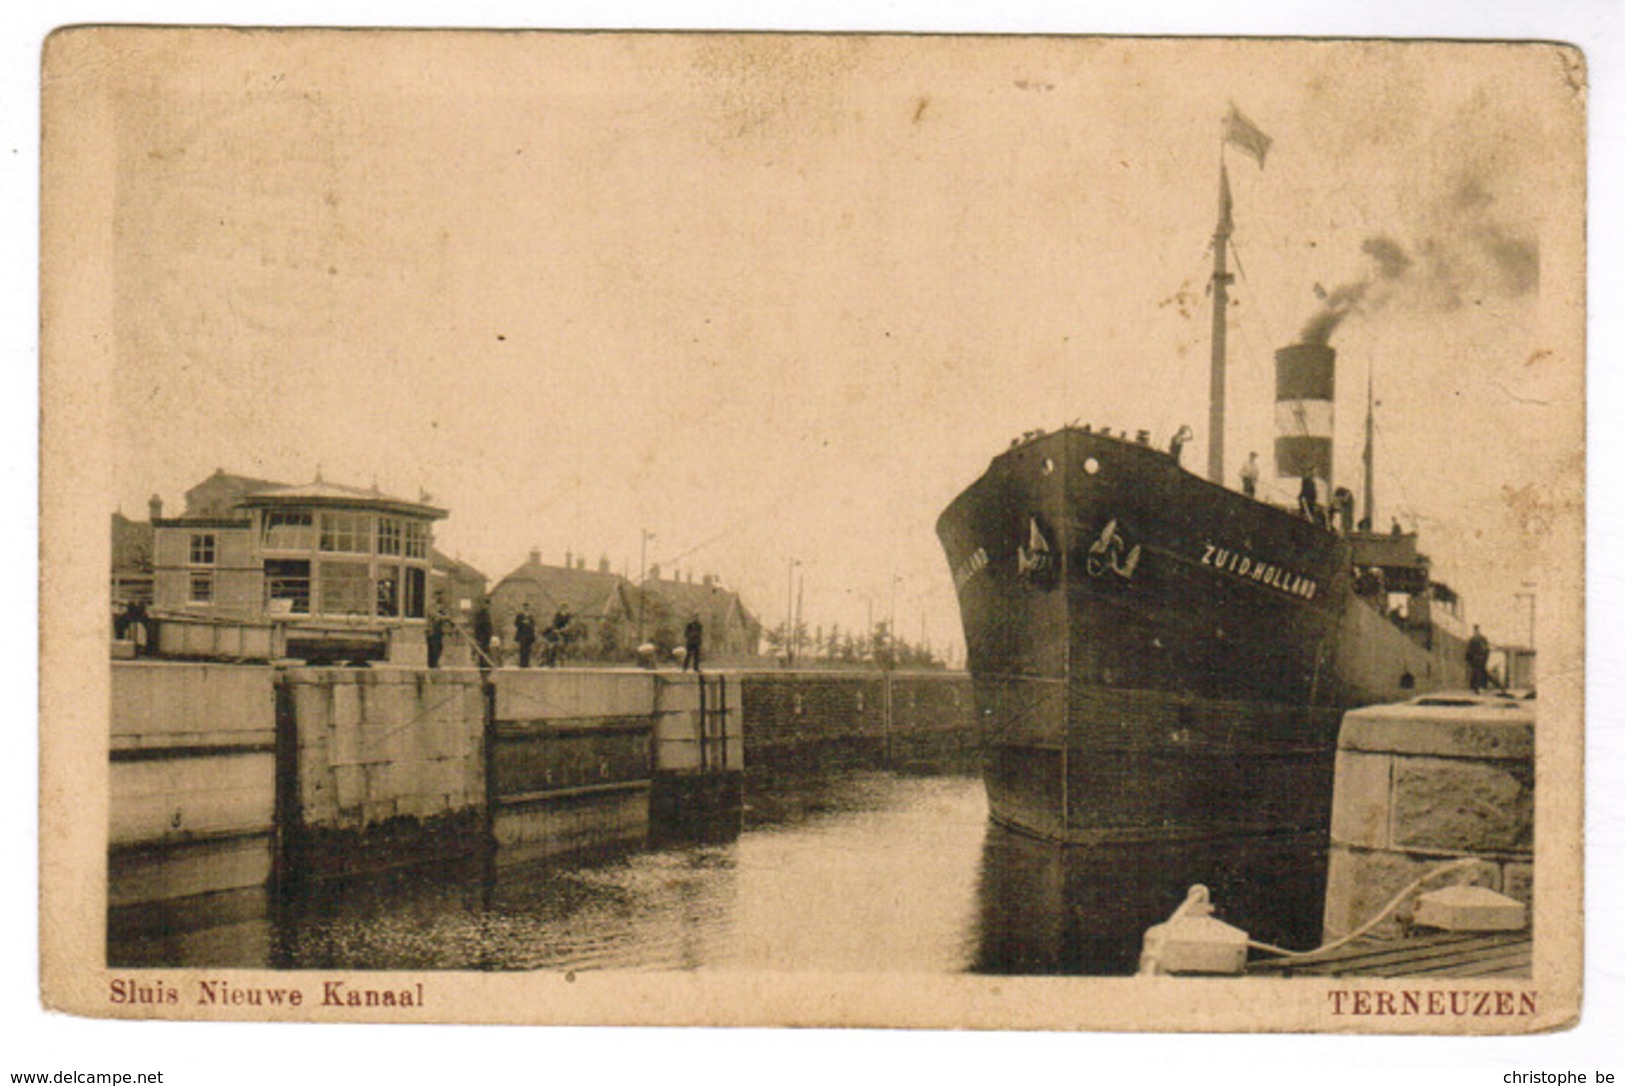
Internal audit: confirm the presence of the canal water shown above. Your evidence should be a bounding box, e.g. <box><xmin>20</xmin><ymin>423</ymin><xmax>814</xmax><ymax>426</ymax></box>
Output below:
<box><xmin>110</xmin><ymin>771</ymin><xmax>1327</xmax><ymax>976</ymax></box>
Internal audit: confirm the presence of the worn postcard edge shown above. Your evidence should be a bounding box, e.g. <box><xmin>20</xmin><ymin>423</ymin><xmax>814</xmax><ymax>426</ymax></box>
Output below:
<box><xmin>36</xmin><ymin>27</ymin><xmax>1588</xmax><ymax>1033</ymax></box>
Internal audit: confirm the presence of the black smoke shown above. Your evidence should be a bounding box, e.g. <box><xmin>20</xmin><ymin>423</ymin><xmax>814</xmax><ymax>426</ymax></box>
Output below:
<box><xmin>1297</xmin><ymin>171</ymin><xmax>1537</xmax><ymax>347</ymax></box>
<box><xmin>1299</xmin><ymin>235</ymin><xmax>1408</xmax><ymax>346</ymax></box>
<box><xmin>1361</xmin><ymin>235</ymin><xmax>1412</xmax><ymax>281</ymax></box>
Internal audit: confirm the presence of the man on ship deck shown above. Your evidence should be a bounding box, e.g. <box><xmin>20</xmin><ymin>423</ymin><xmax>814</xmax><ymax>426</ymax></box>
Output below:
<box><xmin>1240</xmin><ymin>451</ymin><xmax>1260</xmax><ymax>498</ymax></box>
<box><xmin>1297</xmin><ymin>475</ymin><xmax>1320</xmax><ymax>524</ymax></box>
<box><xmin>1168</xmin><ymin>425</ymin><xmax>1194</xmax><ymax>465</ymax></box>
<box><xmin>1332</xmin><ymin>486</ymin><xmax>1356</xmax><ymax>534</ymax></box>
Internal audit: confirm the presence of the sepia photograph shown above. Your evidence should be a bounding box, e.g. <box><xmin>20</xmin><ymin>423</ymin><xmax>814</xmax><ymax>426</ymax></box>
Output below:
<box><xmin>30</xmin><ymin>14</ymin><xmax>1601</xmax><ymax>1054</ymax></box>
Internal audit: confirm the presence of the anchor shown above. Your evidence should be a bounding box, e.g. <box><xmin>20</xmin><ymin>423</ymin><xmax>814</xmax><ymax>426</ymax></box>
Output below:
<box><xmin>1086</xmin><ymin>518</ymin><xmax>1142</xmax><ymax>580</ymax></box>
<box><xmin>1016</xmin><ymin>516</ymin><xmax>1054</xmax><ymax>579</ymax></box>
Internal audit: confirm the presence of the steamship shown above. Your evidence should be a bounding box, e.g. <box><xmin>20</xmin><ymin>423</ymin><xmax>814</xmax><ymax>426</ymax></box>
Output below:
<box><xmin>937</xmin><ymin>137</ymin><xmax>1468</xmax><ymax>845</ymax></box>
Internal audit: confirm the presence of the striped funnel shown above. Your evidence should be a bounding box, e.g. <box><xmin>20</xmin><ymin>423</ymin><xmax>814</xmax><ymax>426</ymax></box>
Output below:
<box><xmin>1274</xmin><ymin>343</ymin><xmax>1336</xmax><ymax>484</ymax></box>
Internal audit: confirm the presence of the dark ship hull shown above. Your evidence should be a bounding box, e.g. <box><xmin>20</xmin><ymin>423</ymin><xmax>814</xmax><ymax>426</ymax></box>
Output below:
<box><xmin>937</xmin><ymin>427</ymin><xmax>1463</xmax><ymax>845</ymax></box>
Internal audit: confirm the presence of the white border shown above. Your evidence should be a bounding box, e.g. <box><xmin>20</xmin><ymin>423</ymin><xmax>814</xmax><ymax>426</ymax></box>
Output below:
<box><xmin>9</xmin><ymin>3</ymin><xmax>1620</xmax><ymax>1083</ymax></box>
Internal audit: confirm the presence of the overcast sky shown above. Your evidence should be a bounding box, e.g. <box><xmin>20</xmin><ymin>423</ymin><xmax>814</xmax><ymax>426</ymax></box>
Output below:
<box><xmin>96</xmin><ymin>32</ymin><xmax>1581</xmax><ymax>653</ymax></box>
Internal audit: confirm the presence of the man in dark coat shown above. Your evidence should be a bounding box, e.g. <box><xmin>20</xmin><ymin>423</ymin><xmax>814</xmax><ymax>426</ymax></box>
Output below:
<box><xmin>426</xmin><ymin>605</ymin><xmax>448</xmax><ymax>669</ymax></box>
<box><xmin>473</xmin><ymin>598</ymin><xmax>495</xmax><ymax>672</ymax></box>
<box><xmin>545</xmin><ymin>604</ymin><xmax>572</xmax><ymax>667</ymax></box>
<box><xmin>117</xmin><ymin>600</ymin><xmax>154</xmax><ymax>656</ymax></box>
<box><xmin>1298</xmin><ymin>474</ymin><xmax>1319</xmax><ymax>523</ymax></box>
<box><xmin>1331</xmin><ymin>486</ymin><xmax>1356</xmax><ymax>535</ymax></box>
<box><xmin>114</xmin><ymin>600</ymin><xmax>137</xmax><ymax>642</ymax></box>
<box><xmin>1168</xmin><ymin>424</ymin><xmax>1194</xmax><ymax>465</ymax></box>
<box><xmin>683</xmin><ymin>613</ymin><xmax>704</xmax><ymax>673</ymax></box>
<box><xmin>514</xmin><ymin>603</ymin><xmax>537</xmax><ymax>668</ymax></box>
<box><xmin>1466</xmin><ymin>625</ymin><xmax>1492</xmax><ymax>693</ymax></box>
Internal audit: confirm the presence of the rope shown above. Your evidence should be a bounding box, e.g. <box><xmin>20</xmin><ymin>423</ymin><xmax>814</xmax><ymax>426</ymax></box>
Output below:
<box><xmin>438</xmin><ymin>616</ymin><xmax>501</xmax><ymax>669</ymax></box>
<box><xmin>359</xmin><ymin>689</ymin><xmax>471</xmax><ymax>749</ymax></box>
<box><xmin>1228</xmin><ymin>206</ymin><xmax>1288</xmax><ymax>352</ymax></box>
<box><xmin>1246</xmin><ymin>856</ymin><xmax>1489</xmax><ymax>959</ymax></box>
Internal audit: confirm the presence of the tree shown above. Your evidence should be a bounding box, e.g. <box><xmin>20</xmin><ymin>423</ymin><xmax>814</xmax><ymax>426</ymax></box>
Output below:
<box><xmin>839</xmin><ymin>630</ymin><xmax>859</xmax><ymax>663</ymax></box>
<box><xmin>872</xmin><ymin>619</ymin><xmax>895</xmax><ymax>670</ymax></box>
<box><xmin>647</xmin><ymin>596</ymin><xmax>679</xmax><ymax>657</ymax></box>
<box><xmin>597</xmin><ymin>615</ymin><xmax>622</xmax><ymax>660</ymax></box>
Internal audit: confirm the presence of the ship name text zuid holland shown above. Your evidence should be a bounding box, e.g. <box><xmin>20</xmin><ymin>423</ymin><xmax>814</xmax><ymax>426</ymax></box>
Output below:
<box><xmin>1199</xmin><ymin>541</ymin><xmax>1319</xmax><ymax>600</ymax></box>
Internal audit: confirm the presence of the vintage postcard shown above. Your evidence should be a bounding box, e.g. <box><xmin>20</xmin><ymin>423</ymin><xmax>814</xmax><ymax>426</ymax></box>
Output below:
<box><xmin>39</xmin><ymin>28</ymin><xmax>1585</xmax><ymax>1032</ymax></box>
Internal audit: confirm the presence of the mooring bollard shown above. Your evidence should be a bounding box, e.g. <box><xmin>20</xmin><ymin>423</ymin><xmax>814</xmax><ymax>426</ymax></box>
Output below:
<box><xmin>1138</xmin><ymin>885</ymin><xmax>1249</xmax><ymax>976</ymax></box>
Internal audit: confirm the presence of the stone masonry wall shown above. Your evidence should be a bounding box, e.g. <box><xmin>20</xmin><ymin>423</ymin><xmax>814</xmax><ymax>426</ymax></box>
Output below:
<box><xmin>1322</xmin><ymin>701</ymin><xmax>1534</xmax><ymax>940</ymax></box>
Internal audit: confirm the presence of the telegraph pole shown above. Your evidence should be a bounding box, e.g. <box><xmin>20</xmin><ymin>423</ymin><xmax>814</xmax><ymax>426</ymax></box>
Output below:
<box><xmin>1514</xmin><ymin>584</ymin><xmax>1537</xmax><ymax>649</ymax></box>
<box><xmin>637</xmin><ymin>529</ymin><xmax>655</xmax><ymax>644</ymax></box>
<box><xmin>1207</xmin><ymin>164</ymin><xmax>1234</xmax><ymax>485</ymax></box>
<box><xmin>1363</xmin><ymin>364</ymin><xmax>1376</xmax><ymax>531</ymax></box>
<box><xmin>784</xmin><ymin>557</ymin><xmax>800</xmax><ymax>664</ymax></box>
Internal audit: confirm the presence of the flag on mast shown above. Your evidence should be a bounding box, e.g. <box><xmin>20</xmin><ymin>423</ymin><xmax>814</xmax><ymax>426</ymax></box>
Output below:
<box><xmin>1223</xmin><ymin>104</ymin><xmax>1272</xmax><ymax>168</ymax></box>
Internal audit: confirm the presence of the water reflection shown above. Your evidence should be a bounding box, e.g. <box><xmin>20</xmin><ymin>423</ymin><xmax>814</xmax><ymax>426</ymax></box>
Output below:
<box><xmin>112</xmin><ymin>774</ymin><xmax>986</xmax><ymax>973</ymax></box>
<box><xmin>270</xmin><ymin>845</ymin><xmax>743</xmax><ymax>972</ymax></box>
<box><xmin>972</xmin><ymin>822</ymin><xmax>1327</xmax><ymax>975</ymax></box>
<box><xmin>110</xmin><ymin>772</ymin><xmax>1325</xmax><ymax>976</ymax></box>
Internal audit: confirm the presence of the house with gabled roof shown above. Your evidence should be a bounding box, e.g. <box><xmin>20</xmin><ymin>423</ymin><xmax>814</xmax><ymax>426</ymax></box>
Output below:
<box><xmin>111</xmin><ymin>498</ymin><xmax>160</xmax><ymax>605</ymax></box>
<box><xmin>183</xmin><ymin>468</ymin><xmax>284</xmax><ymax>517</ymax></box>
<box><xmin>489</xmin><ymin>550</ymin><xmax>639</xmax><ymax>662</ymax></box>
<box><xmin>488</xmin><ymin>552</ymin><xmax>762</xmax><ymax>665</ymax></box>
<box><xmin>430</xmin><ymin>548</ymin><xmax>488</xmax><ymax>618</ymax></box>
<box><xmin>634</xmin><ymin>564</ymin><xmax>763</xmax><ymax>662</ymax></box>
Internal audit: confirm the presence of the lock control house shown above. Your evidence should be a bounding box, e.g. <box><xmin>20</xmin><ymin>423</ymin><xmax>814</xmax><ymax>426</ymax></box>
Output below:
<box><xmin>150</xmin><ymin>473</ymin><xmax>447</xmax><ymax>663</ymax></box>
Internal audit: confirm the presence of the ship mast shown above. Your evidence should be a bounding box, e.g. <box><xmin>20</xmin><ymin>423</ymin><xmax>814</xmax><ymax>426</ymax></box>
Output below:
<box><xmin>1209</xmin><ymin>106</ymin><xmax>1271</xmax><ymax>488</ymax></box>
<box><xmin>1362</xmin><ymin>365</ymin><xmax>1376</xmax><ymax>531</ymax></box>
<box><xmin>1207</xmin><ymin>163</ymin><xmax>1234</xmax><ymax>486</ymax></box>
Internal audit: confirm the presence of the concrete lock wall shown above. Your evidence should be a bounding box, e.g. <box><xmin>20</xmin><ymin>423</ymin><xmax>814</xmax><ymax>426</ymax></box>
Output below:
<box><xmin>650</xmin><ymin>674</ymin><xmax>746</xmax><ymax>837</ymax></box>
<box><xmin>487</xmin><ymin>669</ymin><xmax>659</xmax><ymax>862</ymax></box>
<box><xmin>653</xmin><ymin>673</ymin><xmax>743</xmax><ymax>772</ymax></box>
<box><xmin>109</xmin><ymin>662</ymin><xmax>279</xmax><ymax>907</ymax></box>
<box><xmin>109</xmin><ymin>663</ymin><xmax>974</xmax><ymax>905</ymax></box>
<box><xmin>885</xmin><ymin>673</ymin><xmax>978</xmax><ymax>771</ymax></box>
<box><xmin>279</xmin><ymin>667</ymin><xmax>488</xmax><ymax>880</ymax></box>
<box><xmin>738</xmin><ymin>672</ymin><xmax>889</xmax><ymax>779</ymax></box>
<box><xmin>1322</xmin><ymin>699</ymin><xmax>1535</xmax><ymax>941</ymax></box>
<box><xmin>736</xmin><ymin>670</ymin><xmax>977</xmax><ymax>779</ymax></box>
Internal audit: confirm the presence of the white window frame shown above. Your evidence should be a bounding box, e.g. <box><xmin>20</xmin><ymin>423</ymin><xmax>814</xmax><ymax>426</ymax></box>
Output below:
<box><xmin>264</xmin><ymin>558</ymin><xmax>312</xmax><ymax>615</ymax></box>
<box><xmin>319</xmin><ymin>511</ymin><xmax>372</xmax><ymax>554</ymax></box>
<box><xmin>188</xmin><ymin>571</ymin><xmax>214</xmax><ymax>605</ymax></box>
<box><xmin>377</xmin><ymin>517</ymin><xmax>402</xmax><ymax>556</ymax></box>
<box><xmin>403</xmin><ymin>520</ymin><xmax>428</xmax><ymax>559</ymax></box>
<box><xmin>189</xmin><ymin>533</ymin><xmax>216</xmax><ymax>566</ymax></box>
<box><xmin>262</xmin><ymin>510</ymin><xmax>315</xmax><ymax>551</ymax></box>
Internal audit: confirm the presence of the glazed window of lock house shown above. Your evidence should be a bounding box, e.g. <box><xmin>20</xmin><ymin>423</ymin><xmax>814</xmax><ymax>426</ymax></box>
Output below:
<box><xmin>253</xmin><ymin>507</ymin><xmax>434</xmax><ymax>620</ymax></box>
